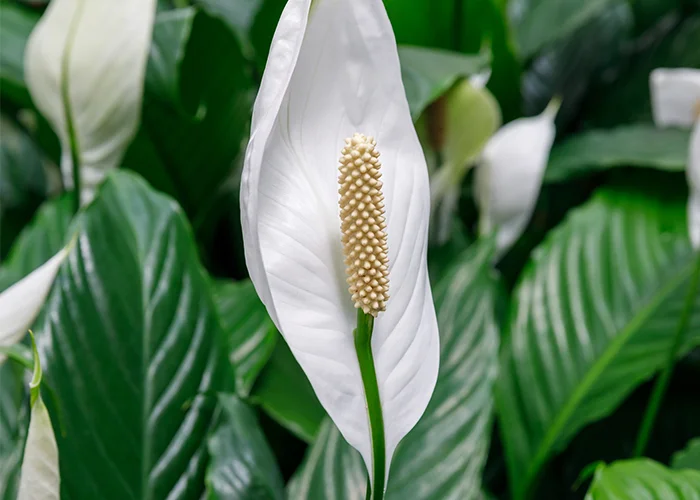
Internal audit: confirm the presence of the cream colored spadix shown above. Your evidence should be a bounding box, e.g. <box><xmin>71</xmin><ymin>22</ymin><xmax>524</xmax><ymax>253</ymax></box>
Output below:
<box><xmin>24</xmin><ymin>0</ymin><xmax>156</xmax><ymax>205</ymax></box>
<box><xmin>0</xmin><ymin>246</ymin><xmax>70</xmax><ymax>364</ymax></box>
<box><xmin>241</xmin><ymin>0</ymin><xmax>439</xmax><ymax>487</ymax></box>
<box><xmin>476</xmin><ymin>99</ymin><xmax>560</xmax><ymax>255</ymax></box>
<box><xmin>339</xmin><ymin>133</ymin><xmax>390</xmax><ymax>317</ymax></box>
<box><xmin>649</xmin><ymin>68</ymin><xmax>700</xmax><ymax>249</ymax></box>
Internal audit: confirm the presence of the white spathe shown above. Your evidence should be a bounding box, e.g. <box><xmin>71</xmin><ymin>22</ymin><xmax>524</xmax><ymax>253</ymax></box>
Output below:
<box><xmin>689</xmin><ymin>122</ymin><xmax>700</xmax><ymax>249</ymax></box>
<box><xmin>649</xmin><ymin>68</ymin><xmax>700</xmax><ymax>250</ymax></box>
<box><xmin>476</xmin><ymin>101</ymin><xmax>559</xmax><ymax>255</ymax></box>
<box><xmin>25</xmin><ymin>0</ymin><xmax>156</xmax><ymax>205</ymax></box>
<box><xmin>240</xmin><ymin>0</ymin><xmax>439</xmax><ymax>486</ymax></box>
<box><xmin>17</xmin><ymin>396</ymin><xmax>60</xmax><ymax>500</ymax></box>
<box><xmin>0</xmin><ymin>247</ymin><xmax>69</xmax><ymax>363</ymax></box>
<box><xmin>650</xmin><ymin>68</ymin><xmax>700</xmax><ymax>128</ymax></box>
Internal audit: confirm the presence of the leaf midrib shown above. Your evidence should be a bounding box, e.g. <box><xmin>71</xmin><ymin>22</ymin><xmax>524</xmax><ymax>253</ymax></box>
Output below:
<box><xmin>520</xmin><ymin>255</ymin><xmax>696</xmax><ymax>499</ymax></box>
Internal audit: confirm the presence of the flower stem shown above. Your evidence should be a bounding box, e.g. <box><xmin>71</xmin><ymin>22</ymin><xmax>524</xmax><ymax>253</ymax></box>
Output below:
<box><xmin>354</xmin><ymin>309</ymin><xmax>386</xmax><ymax>500</ymax></box>
<box><xmin>633</xmin><ymin>249</ymin><xmax>700</xmax><ymax>457</ymax></box>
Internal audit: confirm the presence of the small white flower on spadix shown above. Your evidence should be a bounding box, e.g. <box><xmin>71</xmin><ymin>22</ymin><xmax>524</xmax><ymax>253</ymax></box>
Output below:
<box><xmin>25</xmin><ymin>0</ymin><xmax>156</xmax><ymax>205</ymax></box>
<box><xmin>649</xmin><ymin>68</ymin><xmax>700</xmax><ymax>249</ymax></box>
<box><xmin>240</xmin><ymin>0</ymin><xmax>439</xmax><ymax>488</ymax></box>
<box><xmin>0</xmin><ymin>246</ymin><xmax>70</xmax><ymax>364</ymax></box>
<box><xmin>475</xmin><ymin>99</ymin><xmax>560</xmax><ymax>256</ymax></box>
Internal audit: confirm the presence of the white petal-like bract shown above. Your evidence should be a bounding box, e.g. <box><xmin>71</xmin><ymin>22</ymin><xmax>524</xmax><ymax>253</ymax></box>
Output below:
<box><xmin>476</xmin><ymin>101</ymin><xmax>559</xmax><ymax>255</ymax></box>
<box><xmin>25</xmin><ymin>0</ymin><xmax>156</xmax><ymax>205</ymax></box>
<box><xmin>241</xmin><ymin>0</ymin><xmax>439</xmax><ymax>483</ymax></box>
<box><xmin>689</xmin><ymin>121</ymin><xmax>700</xmax><ymax>249</ymax></box>
<box><xmin>17</xmin><ymin>396</ymin><xmax>60</xmax><ymax>500</ymax></box>
<box><xmin>0</xmin><ymin>247</ymin><xmax>69</xmax><ymax>363</ymax></box>
<box><xmin>650</xmin><ymin>68</ymin><xmax>700</xmax><ymax>128</ymax></box>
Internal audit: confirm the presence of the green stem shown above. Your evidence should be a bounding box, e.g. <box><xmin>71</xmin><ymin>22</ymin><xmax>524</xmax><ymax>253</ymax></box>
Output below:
<box><xmin>633</xmin><ymin>249</ymin><xmax>700</xmax><ymax>457</ymax></box>
<box><xmin>61</xmin><ymin>0</ymin><xmax>85</xmax><ymax>215</ymax></box>
<box><xmin>354</xmin><ymin>309</ymin><xmax>386</xmax><ymax>500</ymax></box>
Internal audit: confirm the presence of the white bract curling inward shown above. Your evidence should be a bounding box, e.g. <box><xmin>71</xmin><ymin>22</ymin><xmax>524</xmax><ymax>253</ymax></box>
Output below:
<box><xmin>0</xmin><ymin>246</ymin><xmax>70</xmax><ymax>364</ymax></box>
<box><xmin>475</xmin><ymin>100</ymin><xmax>560</xmax><ymax>256</ymax></box>
<box><xmin>17</xmin><ymin>334</ymin><xmax>60</xmax><ymax>500</ymax></box>
<box><xmin>25</xmin><ymin>0</ymin><xmax>156</xmax><ymax>205</ymax></box>
<box><xmin>650</xmin><ymin>68</ymin><xmax>700</xmax><ymax>249</ymax></box>
<box><xmin>240</xmin><ymin>0</ymin><xmax>440</xmax><ymax>485</ymax></box>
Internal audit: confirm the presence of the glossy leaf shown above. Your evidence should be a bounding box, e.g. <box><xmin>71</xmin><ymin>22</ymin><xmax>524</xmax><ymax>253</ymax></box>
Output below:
<box><xmin>214</xmin><ymin>280</ymin><xmax>277</xmax><ymax>397</ymax></box>
<box><xmin>497</xmin><ymin>188</ymin><xmax>700</xmax><ymax>499</ymax></box>
<box><xmin>544</xmin><ymin>125</ymin><xmax>690</xmax><ymax>183</ymax></box>
<box><xmin>509</xmin><ymin>0</ymin><xmax>615</xmax><ymax>58</ymax></box>
<box><xmin>398</xmin><ymin>46</ymin><xmax>489</xmax><ymax>120</ymax></box>
<box><xmin>585</xmin><ymin>459</ymin><xmax>700</xmax><ymax>499</ymax></box>
<box><xmin>2</xmin><ymin>195</ymin><xmax>73</xmax><ymax>278</ymax></box>
<box><xmin>37</xmin><ymin>171</ymin><xmax>226</xmax><ymax>499</ymax></box>
<box><xmin>139</xmin><ymin>7</ymin><xmax>253</xmax><ymax>216</ymax></box>
<box><xmin>249</xmin><ymin>341</ymin><xmax>326</xmax><ymax>444</ymax></box>
<box><xmin>0</xmin><ymin>362</ymin><xmax>26</xmax><ymax>500</ymax></box>
<box><xmin>206</xmin><ymin>395</ymin><xmax>284</xmax><ymax>500</ymax></box>
<box><xmin>673</xmin><ymin>438</ymin><xmax>700</xmax><ymax>471</ymax></box>
<box><xmin>0</xmin><ymin>3</ymin><xmax>36</xmax><ymax>106</ymax></box>
<box><xmin>288</xmin><ymin>239</ymin><xmax>501</xmax><ymax>499</ymax></box>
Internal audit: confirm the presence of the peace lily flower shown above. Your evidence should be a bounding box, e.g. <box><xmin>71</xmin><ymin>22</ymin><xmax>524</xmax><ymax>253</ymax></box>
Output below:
<box><xmin>17</xmin><ymin>333</ymin><xmax>60</xmax><ymax>500</ymax></box>
<box><xmin>475</xmin><ymin>99</ymin><xmax>560</xmax><ymax>256</ymax></box>
<box><xmin>429</xmin><ymin>73</ymin><xmax>501</xmax><ymax>243</ymax></box>
<box><xmin>240</xmin><ymin>0</ymin><xmax>439</xmax><ymax>495</ymax></box>
<box><xmin>25</xmin><ymin>0</ymin><xmax>156</xmax><ymax>206</ymax></box>
<box><xmin>0</xmin><ymin>246</ymin><xmax>70</xmax><ymax>364</ymax></box>
<box><xmin>650</xmin><ymin>68</ymin><xmax>700</xmax><ymax>248</ymax></box>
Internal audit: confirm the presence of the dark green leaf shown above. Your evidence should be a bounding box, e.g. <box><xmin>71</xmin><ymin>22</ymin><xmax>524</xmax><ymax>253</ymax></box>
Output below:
<box><xmin>288</xmin><ymin>239</ymin><xmax>502</xmax><ymax>499</ymax></box>
<box><xmin>250</xmin><ymin>341</ymin><xmax>325</xmax><ymax>444</ymax></box>
<box><xmin>399</xmin><ymin>46</ymin><xmax>489</xmax><ymax>120</ymax></box>
<box><xmin>585</xmin><ymin>459</ymin><xmax>700</xmax><ymax>498</ymax></box>
<box><xmin>544</xmin><ymin>125</ymin><xmax>690</xmax><ymax>183</ymax></box>
<box><xmin>133</xmin><ymin>7</ymin><xmax>254</xmax><ymax>217</ymax></box>
<box><xmin>193</xmin><ymin>0</ymin><xmax>264</xmax><ymax>59</ymax></box>
<box><xmin>510</xmin><ymin>0</ymin><xmax>616</xmax><ymax>58</ymax></box>
<box><xmin>214</xmin><ymin>280</ymin><xmax>277</xmax><ymax>398</ymax></box>
<box><xmin>2</xmin><ymin>194</ymin><xmax>73</xmax><ymax>278</ymax></box>
<box><xmin>0</xmin><ymin>3</ymin><xmax>37</xmax><ymax>106</ymax></box>
<box><xmin>585</xmin><ymin>15</ymin><xmax>700</xmax><ymax>127</ymax></box>
<box><xmin>521</xmin><ymin>1</ymin><xmax>633</xmax><ymax>127</ymax></box>
<box><xmin>0</xmin><ymin>362</ymin><xmax>26</xmax><ymax>500</ymax></box>
<box><xmin>206</xmin><ymin>395</ymin><xmax>284</xmax><ymax>500</ymax></box>
<box><xmin>673</xmin><ymin>438</ymin><xmax>700</xmax><ymax>471</ymax></box>
<box><xmin>497</xmin><ymin>188</ymin><xmax>700</xmax><ymax>500</ymax></box>
<box><xmin>37</xmin><ymin>171</ymin><xmax>227</xmax><ymax>499</ymax></box>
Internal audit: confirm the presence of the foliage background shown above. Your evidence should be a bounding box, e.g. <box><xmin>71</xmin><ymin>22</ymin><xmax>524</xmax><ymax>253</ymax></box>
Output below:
<box><xmin>1</xmin><ymin>0</ymin><xmax>700</xmax><ymax>499</ymax></box>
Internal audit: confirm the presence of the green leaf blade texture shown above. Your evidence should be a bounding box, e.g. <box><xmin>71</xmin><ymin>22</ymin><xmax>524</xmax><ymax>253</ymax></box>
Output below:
<box><xmin>497</xmin><ymin>188</ymin><xmax>700</xmax><ymax>499</ymax></box>
<box><xmin>206</xmin><ymin>395</ymin><xmax>284</xmax><ymax>500</ymax></box>
<box><xmin>585</xmin><ymin>459</ymin><xmax>700</xmax><ymax>499</ymax></box>
<box><xmin>37</xmin><ymin>171</ymin><xmax>226</xmax><ymax>499</ymax></box>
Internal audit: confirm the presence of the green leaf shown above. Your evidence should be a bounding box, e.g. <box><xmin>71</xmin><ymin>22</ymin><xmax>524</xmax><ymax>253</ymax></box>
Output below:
<box><xmin>510</xmin><ymin>0</ymin><xmax>616</xmax><ymax>58</ymax></box>
<box><xmin>0</xmin><ymin>3</ymin><xmax>37</xmax><ymax>106</ymax></box>
<box><xmin>497</xmin><ymin>188</ymin><xmax>700</xmax><ymax>500</ymax></box>
<box><xmin>134</xmin><ymin>7</ymin><xmax>254</xmax><ymax>217</ymax></box>
<box><xmin>398</xmin><ymin>46</ymin><xmax>489</xmax><ymax>120</ymax></box>
<box><xmin>673</xmin><ymin>438</ymin><xmax>700</xmax><ymax>471</ymax></box>
<box><xmin>0</xmin><ymin>362</ymin><xmax>27</xmax><ymax>500</ymax></box>
<box><xmin>37</xmin><ymin>171</ymin><xmax>227</xmax><ymax>499</ymax></box>
<box><xmin>288</xmin><ymin>239</ymin><xmax>502</xmax><ymax>499</ymax></box>
<box><xmin>193</xmin><ymin>0</ymin><xmax>264</xmax><ymax>59</ymax></box>
<box><xmin>585</xmin><ymin>459</ymin><xmax>700</xmax><ymax>499</ymax></box>
<box><xmin>544</xmin><ymin>125</ymin><xmax>690</xmax><ymax>183</ymax></box>
<box><xmin>2</xmin><ymin>195</ymin><xmax>73</xmax><ymax>278</ymax></box>
<box><xmin>585</xmin><ymin>15</ymin><xmax>700</xmax><ymax>127</ymax></box>
<box><xmin>206</xmin><ymin>395</ymin><xmax>284</xmax><ymax>500</ymax></box>
<box><xmin>214</xmin><ymin>280</ymin><xmax>277</xmax><ymax>397</ymax></box>
<box><xmin>249</xmin><ymin>341</ymin><xmax>326</xmax><ymax>444</ymax></box>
